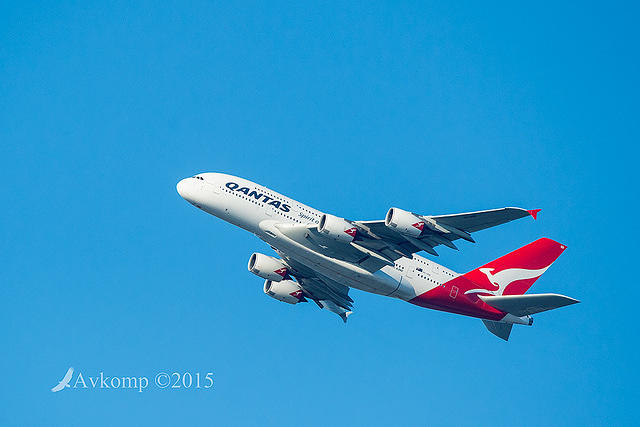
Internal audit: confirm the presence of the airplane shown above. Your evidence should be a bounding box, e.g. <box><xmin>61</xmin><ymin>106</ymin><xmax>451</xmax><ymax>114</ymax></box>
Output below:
<box><xmin>176</xmin><ymin>173</ymin><xmax>579</xmax><ymax>340</ymax></box>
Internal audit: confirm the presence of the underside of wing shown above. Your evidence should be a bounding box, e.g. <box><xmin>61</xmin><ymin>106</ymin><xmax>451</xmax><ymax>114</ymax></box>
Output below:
<box><xmin>274</xmin><ymin>222</ymin><xmax>402</xmax><ymax>273</ymax></box>
<box><xmin>355</xmin><ymin>206</ymin><xmax>537</xmax><ymax>260</ymax></box>
<box><xmin>272</xmin><ymin>206</ymin><xmax>537</xmax><ymax>275</ymax></box>
<box><xmin>278</xmin><ymin>253</ymin><xmax>354</xmax><ymax>322</ymax></box>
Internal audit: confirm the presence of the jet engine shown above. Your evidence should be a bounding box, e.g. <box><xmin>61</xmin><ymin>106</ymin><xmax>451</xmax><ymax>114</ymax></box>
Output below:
<box><xmin>317</xmin><ymin>214</ymin><xmax>357</xmax><ymax>243</ymax></box>
<box><xmin>263</xmin><ymin>279</ymin><xmax>305</xmax><ymax>304</ymax></box>
<box><xmin>385</xmin><ymin>207</ymin><xmax>425</xmax><ymax>238</ymax></box>
<box><xmin>248</xmin><ymin>253</ymin><xmax>289</xmax><ymax>281</ymax></box>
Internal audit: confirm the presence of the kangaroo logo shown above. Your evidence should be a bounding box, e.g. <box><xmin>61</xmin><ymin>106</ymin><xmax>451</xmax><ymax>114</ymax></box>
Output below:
<box><xmin>344</xmin><ymin>227</ymin><xmax>357</xmax><ymax>238</ymax></box>
<box><xmin>274</xmin><ymin>267</ymin><xmax>289</xmax><ymax>278</ymax></box>
<box><xmin>51</xmin><ymin>367</ymin><xmax>74</xmax><ymax>392</ymax></box>
<box><xmin>465</xmin><ymin>265</ymin><xmax>550</xmax><ymax>296</ymax></box>
<box><xmin>289</xmin><ymin>289</ymin><xmax>304</xmax><ymax>299</ymax></box>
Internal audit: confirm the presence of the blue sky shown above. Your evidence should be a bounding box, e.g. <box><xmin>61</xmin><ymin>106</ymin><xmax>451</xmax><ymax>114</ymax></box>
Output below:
<box><xmin>1</xmin><ymin>1</ymin><xmax>638</xmax><ymax>425</ymax></box>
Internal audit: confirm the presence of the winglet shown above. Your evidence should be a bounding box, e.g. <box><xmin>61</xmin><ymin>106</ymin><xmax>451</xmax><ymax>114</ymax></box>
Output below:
<box><xmin>340</xmin><ymin>311</ymin><xmax>353</xmax><ymax>323</ymax></box>
<box><xmin>527</xmin><ymin>209</ymin><xmax>541</xmax><ymax>220</ymax></box>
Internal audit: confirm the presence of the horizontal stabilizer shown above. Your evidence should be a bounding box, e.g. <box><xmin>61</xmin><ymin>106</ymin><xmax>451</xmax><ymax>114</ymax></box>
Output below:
<box><xmin>480</xmin><ymin>293</ymin><xmax>580</xmax><ymax>317</ymax></box>
<box><xmin>482</xmin><ymin>320</ymin><xmax>513</xmax><ymax>341</ymax></box>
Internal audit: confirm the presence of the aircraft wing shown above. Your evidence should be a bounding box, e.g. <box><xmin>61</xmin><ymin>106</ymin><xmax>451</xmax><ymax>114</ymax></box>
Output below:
<box><xmin>273</xmin><ymin>206</ymin><xmax>536</xmax><ymax>275</ymax></box>
<box><xmin>355</xmin><ymin>206</ymin><xmax>536</xmax><ymax>259</ymax></box>
<box><xmin>277</xmin><ymin>251</ymin><xmax>354</xmax><ymax>322</ymax></box>
<box><xmin>428</xmin><ymin>207</ymin><xmax>540</xmax><ymax>232</ymax></box>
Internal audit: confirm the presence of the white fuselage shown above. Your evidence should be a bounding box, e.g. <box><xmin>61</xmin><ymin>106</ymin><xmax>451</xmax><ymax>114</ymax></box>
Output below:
<box><xmin>176</xmin><ymin>173</ymin><xmax>459</xmax><ymax>302</ymax></box>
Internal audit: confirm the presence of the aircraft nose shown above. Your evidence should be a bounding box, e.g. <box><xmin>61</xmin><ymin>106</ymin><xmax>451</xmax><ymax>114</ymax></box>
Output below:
<box><xmin>176</xmin><ymin>178</ymin><xmax>192</xmax><ymax>200</ymax></box>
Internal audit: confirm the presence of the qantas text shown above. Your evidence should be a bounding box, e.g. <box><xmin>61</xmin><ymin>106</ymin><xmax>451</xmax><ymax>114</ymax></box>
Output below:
<box><xmin>226</xmin><ymin>182</ymin><xmax>291</xmax><ymax>212</ymax></box>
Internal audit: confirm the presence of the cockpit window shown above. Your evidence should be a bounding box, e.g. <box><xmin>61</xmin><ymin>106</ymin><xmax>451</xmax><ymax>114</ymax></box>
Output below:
<box><xmin>192</xmin><ymin>176</ymin><xmax>204</xmax><ymax>180</ymax></box>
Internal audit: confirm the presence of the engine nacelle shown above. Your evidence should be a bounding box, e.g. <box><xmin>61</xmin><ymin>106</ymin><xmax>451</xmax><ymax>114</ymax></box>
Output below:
<box><xmin>248</xmin><ymin>253</ymin><xmax>289</xmax><ymax>281</ymax></box>
<box><xmin>385</xmin><ymin>207</ymin><xmax>425</xmax><ymax>238</ymax></box>
<box><xmin>317</xmin><ymin>214</ymin><xmax>357</xmax><ymax>243</ymax></box>
<box><xmin>263</xmin><ymin>279</ymin><xmax>304</xmax><ymax>304</ymax></box>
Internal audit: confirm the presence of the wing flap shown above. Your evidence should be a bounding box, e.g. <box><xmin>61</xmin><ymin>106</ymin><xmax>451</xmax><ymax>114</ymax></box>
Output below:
<box><xmin>298</xmin><ymin>277</ymin><xmax>353</xmax><ymax>309</ymax></box>
<box><xmin>279</xmin><ymin>254</ymin><xmax>354</xmax><ymax>313</ymax></box>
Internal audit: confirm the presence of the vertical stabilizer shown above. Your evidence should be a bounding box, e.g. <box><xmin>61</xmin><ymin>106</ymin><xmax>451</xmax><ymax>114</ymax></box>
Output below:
<box><xmin>463</xmin><ymin>238</ymin><xmax>566</xmax><ymax>297</ymax></box>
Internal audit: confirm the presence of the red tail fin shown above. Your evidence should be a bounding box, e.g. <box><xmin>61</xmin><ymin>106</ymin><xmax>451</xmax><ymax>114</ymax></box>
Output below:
<box><xmin>463</xmin><ymin>238</ymin><xmax>566</xmax><ymax>296</ymax></box>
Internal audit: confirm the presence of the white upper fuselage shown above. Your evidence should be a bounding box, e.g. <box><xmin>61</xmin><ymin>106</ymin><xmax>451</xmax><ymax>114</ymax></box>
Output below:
<box><xmin>176</xmin><ymin>173</ymin><xmax>459</xmax><ymax>301</ymax></box>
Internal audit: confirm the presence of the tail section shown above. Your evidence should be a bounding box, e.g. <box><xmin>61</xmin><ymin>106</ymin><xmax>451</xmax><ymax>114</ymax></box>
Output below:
<box><xmin>409</xmin><ymin>237</ymin><xmax>578</xmax><ymax>340</ymax></box>
<box><xmin>463</xmin><ymin>238</ymin><xmax>579</xmax><ymax>341</ymax></box>
<box><xmin>463</xmin><ymin>238</ymin><xmax>566</xmax><ymax>297</ymax></box>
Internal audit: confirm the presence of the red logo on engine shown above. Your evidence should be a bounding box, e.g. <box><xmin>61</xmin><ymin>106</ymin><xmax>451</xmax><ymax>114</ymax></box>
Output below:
<box><xmin>412</xmin><ymin>222</ymin><xmax>425</xmax><ymax>231</ymax></box>
<box><xmin>344</xmin><ymin>227</ymin><xmax>357</xmax><ymax>237</ymax></box>
<box><xmin>289</xmin><ymin>290</ymin><xmax>303</xmax><ymax>299</ymax></box>
<box><xmin>274</xmin><ymin>268</ymin><xmax>288</xmax><ymax>278</ymax></box>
